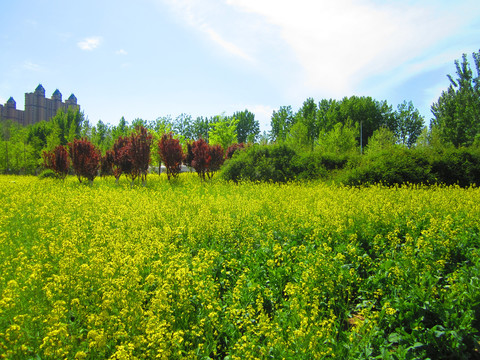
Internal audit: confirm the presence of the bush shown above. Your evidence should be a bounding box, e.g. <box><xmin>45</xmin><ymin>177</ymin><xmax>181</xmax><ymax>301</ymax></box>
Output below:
<box><xmin>342</xmin><ymin>147</ymin><xmax>434</xmax><ymax>186</ymax></box>
<box><xmin>129</xmin><ymin>126</ymin><xmax>153</xmax><ymax>185</ymax></box>
<box><xmin>222</xmin><ymin>144</ymin><xmax>299</xmax><ymax>182</ymax></box>
<box><xmin>189</xmin><ymin>139</ymin><xmax>211</xmax><ymax>180</ymax></box>
<box><xmin>430</xmin><ymin>147</ymin><xmax>480</xmax><ymax>186</ymax></box>
<box><xmin>42</xmin><ymin>145</ymin><xmax>70</xmax><ymax>179</ymax></box>
<box><xmin>207</xmin><ymin>144</ymin><xmax>224</xmax><ymax>179</ymax></box>
<box><xmin>68</xmin><ymin>138</ymin><xmax>101</xmax><ymax>184</ymax></box>
<box><xmin>38</xmin><ymin>169</ymin><xmax>57</xmax><ymax>179</ymax></box>
<box><xmin>100</xmin><ymin>150</ymin><xmax>114</xmax><ymax>177</ymax></box>
<box><xmin>225</xmin><ymin>143</ymin><xmax>245</xmax><ymax>159</ymax></box>
<box><xmin>158</xmin><ymin>133</ymin><xmax>183</xmax><ymax>180</ymax></box>
<box><xmin>292</xmin><ymin>152</ymin><xmax>328</xmax><ymax>181</ymax></box>
<box><xmin>112</xmin><ymin>136</ymin><xmax>133</xmax><ymax>183</ymax></box>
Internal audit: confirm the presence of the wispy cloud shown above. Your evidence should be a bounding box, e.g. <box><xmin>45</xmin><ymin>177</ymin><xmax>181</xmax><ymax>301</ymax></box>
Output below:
<box><xmin>77</xmin><ymin>36</ymin><xmax>102</xmax><ymax>51</ymax></box>
<box><xmin>226</xmin><ymin>0</ymin><xmax>480</xmax><ymax>97</ymax></box>
<box><xmin>116</xmin><ymin>49</ymin><xmax>128</xmax><ymax>55</ymax></box>
<box><xmin>160</xmin><ymin>0</ymin><xmax>254</xmax><ymax>62</ymax></box>
<box><xmin>23</xmin><ymin>61</ymin><xmax>42</xmax><ymax>71</ymax></box>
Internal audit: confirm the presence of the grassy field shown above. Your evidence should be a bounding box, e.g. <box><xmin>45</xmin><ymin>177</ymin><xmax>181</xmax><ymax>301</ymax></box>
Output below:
<box><xmin>1</xmin><ymin>175</ymin><xmax>479</xmax><ymax>359</ymax></box>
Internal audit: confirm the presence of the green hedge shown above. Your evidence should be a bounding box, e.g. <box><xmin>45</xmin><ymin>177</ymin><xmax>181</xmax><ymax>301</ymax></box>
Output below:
<box><xmin>221</xmin><ymin>143</ymin><xmax>480</xmax><ymax>187</ymax></box>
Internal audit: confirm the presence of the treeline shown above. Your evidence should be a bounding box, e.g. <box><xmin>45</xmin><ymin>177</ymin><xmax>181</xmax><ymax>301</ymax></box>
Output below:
<box><xmin>0</xmin><ymin>110</ymin><xmax>259</xmax><ymax>175</ymax></box>
<box><xmin>1</xmin><ymin>50</ymin><xmax>479</xmax><ymax>186</ymax></box>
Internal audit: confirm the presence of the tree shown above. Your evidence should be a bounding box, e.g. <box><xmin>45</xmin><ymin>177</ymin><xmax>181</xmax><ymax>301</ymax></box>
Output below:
<box><xmin>42</xmin><ymin>145</ymin><xmax>70</xmax><ymax>179</ymax></box>
<box><xmin>158</xmin><ymin>132</ymin><xmax>183</xmax><ymax>180</ymax></box>
<box><xmin>320</xmin><ymin>96</ymin><xmax>395</xmax><ymax>148</ymax></box>
<box><xmin>91</xmin><ymin>120</ymin><xmax>112</xmax><ymax>152</ymax></box>
<box><xmin>100</xmin><ymin>150</ymin><xmax>115</xmax><ymax>177</ymax></box>
<box><xmin>112</xmin><ymin>136</ymin><xmax>133</xmax><ymax>183</ymax></box>
<box><xmin>68</xmin><ymin>138</ymin><xmax>100</xmax><ymax>184</ymax></box>
<box><xmin>393</xmin><ymin>101</ymin><xmax>424</xmax><ymax>147</ymax></box>
<box><xmin>234</xmin><ymin>109</ymin><xmax>260</xmax><ymax>143</ymax></box>
<box><xmin>207</xmin><ymin>144</ymin><xmax>224</xmax><ymax>179</ymax></box>
<box><xmin>269</xmin><ymin>106</ymin><xmax>294</xmax><ymax>142</ymax></box>
<box><xmin>431</xmin><ymin>50</ymin><xmax>480</xmax><ymax>147</ymax></box>
<box><xmin>209</xmin><ymin>115</ymin><xmax>238</xmax><ymax>151</ymax></box>
<box><xmin>192</xmin><ymin>116</ymin><xmax>213</xmax><ymax>141</ymax></box>
<box><xmin>189</xmin><ymin>138</ymin><xmax>211</xmax><ymax>180</ymax></box>
<box><xmin>173</xmin><ymin>113</ymin><xmax>194</xmax><ymax>141</ymax></box>
<box><xmin>129</xmin><ymin>126</ymin><xmax>153</xmax><ymax>185</ymax></box>
<box><xmin>317</xmin><ymin>121</ymin><xmax>359</xmax><ymax>155</ymax></box>
<box><xmin>296</xmin><ymin>98</ymin><xmax>318</xmax><ymax>149</ymax></box>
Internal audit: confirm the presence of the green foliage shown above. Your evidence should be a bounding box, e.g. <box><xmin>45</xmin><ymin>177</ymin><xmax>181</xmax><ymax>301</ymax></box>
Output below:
<box><xmin>269</xmin><ymin>105</ymin><xmax>294</xmax><ymax>142</ymax></box>
<box><xmin>431</xmin><ymin>50</ymin><xmax>480</xmax><ymax>147</ymax></box>
<box><xmin>316</xmin><ymin>121</ymin><xmax>359</xmax><ymax>155</ymax></box>
<box><xmin>296</xmin><ymin>97</ymin><xmax>318</xmax><ymax>149</ymax></box>
<box><xmin>317</xmin><ymin>96</ymin><xmax>395</xmax><ymax>148</ymax></box>
<box><xmin>342</xmin><ymin>147</ymin><xmax>434</xmax><ymax>186</ymax></box>
<box><xmin>37</xmin><ymin>168</ymin><xmax>57</xmax><ymax>179</ymax></box>
<box><xmin>393</xmin><ymin>101</ymin><xmax>424</xmax><ymax>147</ymax></box>
<box><xmin>209</xmin><ymin>115</ymin><xmax>238</xmax><ymax>151</ymax></box>
<box><xmin>285</xmin><ymin>121</ymin><xmax>310</xmax><ymax>151</ymax></box>
<box><xmin>222</xmin><ymin>143</ymin><xmax>299</xmax><ymax>183</ymax></box>
<box><xmin>234</xmin><ymin>109</ymin><xmax>260</xmax><ymax>143</ymax></box>
<box><xmin>429</xmin><ymin>147</ymin><xmax>480</xmax><ymax>186</ymax></box>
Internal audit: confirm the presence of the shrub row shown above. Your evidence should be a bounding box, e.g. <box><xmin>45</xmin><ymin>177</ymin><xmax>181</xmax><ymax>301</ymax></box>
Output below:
<box><xmin>221</xmin><ymin>143</ymin><xmax>480</xmax><ymax>186</ymax></box>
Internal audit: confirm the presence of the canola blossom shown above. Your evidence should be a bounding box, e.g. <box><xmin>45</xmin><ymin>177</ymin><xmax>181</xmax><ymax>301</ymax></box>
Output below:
<box><xmin>1</xmin><ymin>175</ymin><xmax>479</xmax><ymax>359</ymax></box>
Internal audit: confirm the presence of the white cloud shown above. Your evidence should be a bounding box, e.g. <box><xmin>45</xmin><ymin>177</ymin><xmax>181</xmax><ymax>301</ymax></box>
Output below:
<box><xmin>226</xmin><ymin>0</ymin><xmax>480</xmax><ymax>96</ymax></box>
<box><xmin>159</xmin><ymin>0</ymin><xmax>254</xmax><ymax>62</ymax></box>
<box><xmin>116</xmin><ymin>49</ymin><xmax>128</xmax><ymax>55</ymax></box>
<box><xmin>77</xmin><ymin>36</ymin><xmax>102</xmax><ymax>51</ymax></box>
<box><xmin>23</xmin><ymin>61</ymin><xmax>42</xmax><ymax>71</ymax></box>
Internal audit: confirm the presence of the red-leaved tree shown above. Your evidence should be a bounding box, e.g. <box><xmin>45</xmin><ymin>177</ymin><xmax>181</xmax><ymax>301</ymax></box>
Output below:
<box><xmin>112</xmin><ymin>136</ymin><xmax>133</xmax><ymax>183</ymax></box>
<box><xmin>184</xmin><ymin>142</ymin><xmax>194</xmax><ymax>168</ymax></box>
<box><xmin>68</xmin><ymin>138</ymin><xmax>101</xmax><ymax>184</ymax></box>
<box><xmin>42</xmin><ymin>145</ymin><xmax>70</xmax><ymax>179</ymax></box>
<box><xmin>225</xmin><ymin>143</ymin><xmax>245</xmax><ymax>159</ymax></box>
<box><xmin>158</xmin><ymin>133</ymin><xmax>183</xmax><ymax>180</ymax></box>
<box><xmin>129</xmin><ymin>126</ymin><xmax>153</xmax><ymax>185</ymax></box>
<box><xmin>100</xmin><ymin>149</ymin><xmax>115</xmax><ymax>177</ymax></box>
<box><xmin>190</xmin><ymin>138</ymin><xmax>211</xmax><ymax>180</ymax></box>
<box><xmin>207</xmin><ymin>144</ymin><xmax>224</xmax><ymax>179</ymax></box>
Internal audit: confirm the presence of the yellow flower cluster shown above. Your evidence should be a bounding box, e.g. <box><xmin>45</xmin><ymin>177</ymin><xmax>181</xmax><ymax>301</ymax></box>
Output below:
<box><xmin>0</xmin><ymin>176</ymin><xmax>479</xmax><ymax>358</ymax></box>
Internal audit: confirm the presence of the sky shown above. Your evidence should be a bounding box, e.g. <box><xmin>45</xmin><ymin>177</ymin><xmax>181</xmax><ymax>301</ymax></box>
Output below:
<box><xmin>1</xmin><ymin>0</ymin><xmax>479</xmax><ymax>132</ymax></box>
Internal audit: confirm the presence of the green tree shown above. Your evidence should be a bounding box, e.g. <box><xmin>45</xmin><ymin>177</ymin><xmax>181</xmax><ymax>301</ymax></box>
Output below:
<box><xmin>296</xmin><ymin>98</ymin><xmax>318</xmax><ymax>149</ymax></box>
<box><xmin>321</xmin><ymin>96</ymin><xmax>394</xmax><ymax>148</ymax></box>
<box><xmin>269</xmin><ymin>105</ymin><xmax>294</xmax><ymax>142</ymax></box>
<box><xmin>91</xmin><ymin>120</ymin><xmax>112</xmax><ymax>152</ymax></box>
<box><xmin>192</xmin><ymin>116</ymin><xmax>213</xmax><ymax>141</ymax></box>
<box><xmin>431</xmin><ymin>50</ymin><xmax>480</xmax><ymax>147</ymax></box>
<box><xmin>393</xmin><ymin>101</ymin><xmax>424</xmax><ymax>147</ymax></box>
<box><xmin>285</xmin><ymin>121</ymin><xmax>310</xmax><ymax>151</ymax></box>
<box><xmin>233</xmin><ymin>109</ymin><xmax>260</xmax><ymax>143</ymax></box>
<box><xmin>209</xmin><ymin>115</ymin><xmax>238</xmax><ymax>151</ymax></box>
<box><xmin>317</xmin><ymin>121</ymin><xmax>359</xmax><ymax>155</ymax></box>
<box><xmin>173</xmin><ymin>113</ymin><xmax>194</xmax><ymax>141</ymax></box>
<box><xmin>112</xmin><ymin>116</ymin><xmax>130</xmax><ymax>139</ymax></box>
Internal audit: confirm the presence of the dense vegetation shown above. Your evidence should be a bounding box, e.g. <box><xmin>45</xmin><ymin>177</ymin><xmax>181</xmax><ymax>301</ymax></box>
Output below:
<box><xmin>1</xmin><ymin>176</ymin><xmax>480</xmax><ymax>359</ymax></box>
<box><xmin>1</xmin><ymin>50</ymin><xmax>479</xmax><ymax>187</ymax></box>
<box><xmin>1</xmin><ymin>50</ymin><xmax>480</xmax><ymax>359</ymax></box>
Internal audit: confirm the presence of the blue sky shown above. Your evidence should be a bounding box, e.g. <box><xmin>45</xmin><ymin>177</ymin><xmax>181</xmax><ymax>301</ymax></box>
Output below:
<box><xmin>1</xmin><ymin>0</ymin><xmax>479</xmax><ymax>132</ymax></box>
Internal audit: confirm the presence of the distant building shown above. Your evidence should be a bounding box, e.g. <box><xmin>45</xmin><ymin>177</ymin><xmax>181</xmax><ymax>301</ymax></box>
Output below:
<box><xmin>0</xmin><ymin>84</ymin><xmax>80</xmax><ymax>126</ymax></box>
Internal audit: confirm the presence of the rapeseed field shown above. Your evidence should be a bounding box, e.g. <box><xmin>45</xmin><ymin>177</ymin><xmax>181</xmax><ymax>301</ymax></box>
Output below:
<box><xmin>1</xmin><ymin>175</ymin><xmax>479</xmax><ymax>359</ymax></box>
